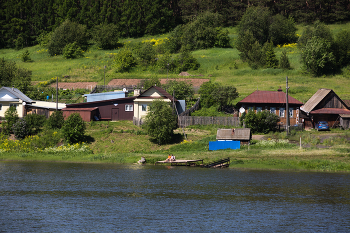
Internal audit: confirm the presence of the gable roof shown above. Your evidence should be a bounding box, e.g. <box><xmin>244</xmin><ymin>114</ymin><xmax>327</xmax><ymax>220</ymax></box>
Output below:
<box><xmin>0</xmin><ymin>87</ymin><xmax>34</xmax><ymax>103</ymax></box>
<box><xmin>137</xmin><ymin>86</ymin><xmax>177</xmax><ymax>102</ymax></box>
<box><xmin>238</xmin><ymin>90</ymin><xmax>302</xmax><ymax>105</ymax></box>
<box><xmin>216</xmin><ymin>128</ymin><xmax>251</xmax><ymax>141</ymax></box>
<box><xmin>300</xmin><ymin>88</ymin><xmax>349</xmax><ymax>113</ymax></box>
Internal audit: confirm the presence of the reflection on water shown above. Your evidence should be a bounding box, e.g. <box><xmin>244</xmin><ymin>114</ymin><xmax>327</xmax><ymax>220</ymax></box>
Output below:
<box><xmin>1</xmin><ymin>162</ymin><xmax>350</xmax><ymax>232</ymax></box>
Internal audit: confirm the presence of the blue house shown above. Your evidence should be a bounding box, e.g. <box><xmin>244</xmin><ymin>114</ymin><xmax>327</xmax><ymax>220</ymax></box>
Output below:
<box><xmin>209</xmin><ymin>128</ymin><xmax>251</xmax><ymax>151</ymax></box>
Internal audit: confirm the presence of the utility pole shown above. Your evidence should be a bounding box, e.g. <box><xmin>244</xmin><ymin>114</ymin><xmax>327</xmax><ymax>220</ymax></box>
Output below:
<box><xmin>286</xmin><ymin>76</ymin><xmax>290</xmax><ymax>136</ymax></box>
<box><xmin>104</xmin><ymin>66</ymin><xmax>106</xmax><ymax>87</ymax></box>
<box><xmin>56</xmin><ymin>76</ymin><xmax>58</xmax><ymax>111</ymax></box>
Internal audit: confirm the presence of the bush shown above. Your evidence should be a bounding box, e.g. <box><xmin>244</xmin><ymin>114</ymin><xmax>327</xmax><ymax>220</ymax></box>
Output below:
<box><xmin>12</xmin><ymin>119</ymin><xmax>28</xmax><ymax>139</ymax></box>
<box><xmin>191</xmin><ymin>106</ymin><xmax>228</xmax><ymax>116</ymax></box>
<box><xmin>48</xmin><ymin>19</ymin><xmax>89</xmax><ymax>56</ymax></box>
<box><xmin>93</xmin><ymin>24</ymin><xmax>119</xmax><ymax>50</ymax></box>
<box><xmin>24</xmin><ymin>113</ymin><xmax>46</xmax><ymax>135</ymax></box>
<box><xmin>21</xmin><ymin>50</ymin><xmax>32</xmax><ymax>62</ymax></box>
<box><xmin>113</xmin><ymin>49</ymin><xmax>137</xmax><ymax>72</ymax></box>
<box><xmin>241</xmin><ymin>110</ymin><xmax>280</xmax><ymax>134</ymax></box>
<box><xmin>175</xmin><ymin>51</ymin><xmax>200</xmax><ymax>73</ymax></box>
<box><xmin>279</xmin><ymin>50</ymin><xmax>291</xmax><ymax>69</ymax></box>
<box><xmin>63</xmin><ymin>42</ymin><xmax>84</xmax><ymax>59</ymax></box>
<box><xmin>46</xmin><ymin>110</ymin><xmax>64</xmax><ymax>130</ymax></box>
<box><xmin>3</xmin><ymin>106</ymin><xmax>19</xmax><ymax>135</ymax></box>
<box><xmin>135</xmin><ymin>42</ymin><xmax>157</xmax><ymax>67</ymax></box>
<box><xmin>62</xmin><ymin>113</ymin><xmax>86</xmax><ymax>143</ymax></box>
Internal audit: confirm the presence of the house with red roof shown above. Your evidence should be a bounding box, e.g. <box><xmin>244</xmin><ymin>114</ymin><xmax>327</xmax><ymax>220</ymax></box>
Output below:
<box><xmin>237</xmin><ymin>89</ymin><xmax>303</xmax><ymax>126</ymax></box>
<box><xmin>300</xmin><ymin>88</ymin><xmax>350</xmax><ymax>129</ymax></box>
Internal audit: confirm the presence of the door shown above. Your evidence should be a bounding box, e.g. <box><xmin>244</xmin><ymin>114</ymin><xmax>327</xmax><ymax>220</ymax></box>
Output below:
<box><xmin>111</xmin><ymin>108</ymin><xmax>119</xmax><ymax>121</ymax></box>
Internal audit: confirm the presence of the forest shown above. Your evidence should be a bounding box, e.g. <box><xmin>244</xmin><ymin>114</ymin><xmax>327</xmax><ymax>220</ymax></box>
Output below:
<box><xmin>1</xmin><ymin>0</ymin><xmax>350</xmax><ymax>49</ymax></box>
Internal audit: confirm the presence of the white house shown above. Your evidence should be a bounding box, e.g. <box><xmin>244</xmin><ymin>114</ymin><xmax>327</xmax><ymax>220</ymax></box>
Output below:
<box><xmin>133</xmin><ymin>86</ymin><xmax>177</xmax><ymax>123</ymax></box>
<box><xmin>0</xmin><ymin>87</ymin><xmax>34</xmax><ymax>118</ymax></box>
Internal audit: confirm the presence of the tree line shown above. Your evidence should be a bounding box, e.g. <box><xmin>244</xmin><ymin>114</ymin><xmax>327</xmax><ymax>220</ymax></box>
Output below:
<box><xmin>1</xmin><ymin>0</ymin><xmax>350</xmax><ymax>49</ymax></box>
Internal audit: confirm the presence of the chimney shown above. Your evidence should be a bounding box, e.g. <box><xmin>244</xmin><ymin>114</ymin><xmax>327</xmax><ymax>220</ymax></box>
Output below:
<box><xmin>278</xmin><ymin>86</ymin><xmax>282</xmax><ymax>92</ymax></box>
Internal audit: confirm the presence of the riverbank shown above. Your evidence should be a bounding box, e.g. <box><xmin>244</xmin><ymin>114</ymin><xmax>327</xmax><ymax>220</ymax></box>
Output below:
<box><xmin>1</xmin><ymin>121</ymin><xmax>349</xmax><ymax>172</ymax></box>
<box><xmin>1</xmin><ymin>146</ymin><xmax>350</xmax><ymax>172</ymax></box>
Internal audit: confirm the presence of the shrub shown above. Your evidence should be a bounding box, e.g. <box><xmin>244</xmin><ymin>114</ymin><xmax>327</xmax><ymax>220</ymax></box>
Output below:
<box><xmin>93</xmin><ymin>24</ymin><xmax>119</xmax><ymax>50</ymax></box>
<box><xmin>279</xmin><ymin>50</ymin><xmax>291</xmax><ymax>69</ymax></box>
<box><xmin>135</xmin><ymin>42</ymin><xmax>157</xmax><ymax>67</ymax></box>
<box><xmin>175</xmin><ymin>51</ymin><xmax>200</xmax><ymax>73</ymax></box>
<box><xmin>3</xmin><ymin>106</ymin><xmax>19</xmax><ymax>135</ymax></box>
<box><xmin>24</xmin><ymin>113</ymin><xmax>47</xmax><ymax>135</ymax></box>
<box><xmin>12</xmin><ymin>119</ymin><xmax>28</xmax><ymax>139</ymax></box>
<box><xmin>269</xmin><ymin>15</ymin><xmax>298</xmax><ymax>46</ymax></box>
<box><xmin>113</xmin><ymin>49</ymin><xmax>137</xmax><ymax>72</ymax></box>
<box><xmin>242</xmin><ymin>110</ymin><xmax>279</xmax><ymax>134</ymax></box>
<box><xmin>163</xmin><ymin>80</ymin><xmax>194</xmax><ymax>101</ymax></box>
<box><xmin>62</xmin><ymin>113</ymin><xmax>86</xmax><ymax>143</ymax></box>
<box><xmin>21</xmin><ymin>50</ymin><xmax>32</xmax><ymax>62</ymax></box>
<box><xmin>63</xmin><ymin>42</ymin><xmax>84</xmax><ymax>59</ymax></box>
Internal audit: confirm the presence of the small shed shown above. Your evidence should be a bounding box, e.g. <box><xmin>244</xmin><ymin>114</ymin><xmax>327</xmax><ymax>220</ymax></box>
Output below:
<box><xmin>62</xmin><ymin>107</ymin><xmax>99</xmax><ymax>122</ymax></box>
<box><xmin>209</xmin><ymin>128</ymin><xmax>252</xmax><ymax>151</ymax></box>
<box><xmin>340</xmin><ymin>115</ymin><xmax>350</xmax><ymax>129</ymax></box>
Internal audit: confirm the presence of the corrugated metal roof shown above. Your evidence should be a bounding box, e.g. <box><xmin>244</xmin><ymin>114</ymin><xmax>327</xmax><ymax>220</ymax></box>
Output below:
<box><xmin>66</xmin><ymin>96</ymin><xmax>136</xmax><ymax>107</ymax></box>
<box><xmin>238</xmin><ymin>90</ymin><xmax>302</xmax><ymax>105</ymax></box>
<box><xmin>0</xmin><ymin>87</ymin><xmax>34</xmax><ymax>103</ymax></box>
<box><xmin>310</xmin><ymin>108</ymin><xmax>350</xmax><ymax>114</ymax></box>
<box><xmin>300</xmin><ymin>89</ymin><xmax>332</xmax><ymax>113</ymax></box>
<box><xmin>216</xmin><ymin>128</ymin><xmax>251</xmax><ymax>141</ymax></box>
<box><xmin>343</xmin><ymin>100</ymin><xmax>350</xmax><ymax>108</ymax></box>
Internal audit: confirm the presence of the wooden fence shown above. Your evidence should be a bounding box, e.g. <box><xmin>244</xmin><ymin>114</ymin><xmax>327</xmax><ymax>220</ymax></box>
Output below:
<box><xmin>178</xmin><ymin>116</ymin><xmax>240</xmax><ymax>128</ymax></box>
<box><xmin>179</xmin><ymin>98</ymin><xmax>200</xmax><ymax>116</ymax></box>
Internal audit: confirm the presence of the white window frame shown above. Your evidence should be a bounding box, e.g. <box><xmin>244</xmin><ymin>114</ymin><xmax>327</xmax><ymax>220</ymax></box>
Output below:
<box><xmin>289</xmin><ymin>108</ymin><xmax>293</xmax><ymax>117</ymax></box>
<box><xmin>141</xmin><ymin>104</ymin><xmax>147</xmax><ymax>112</ymax></box>
<box><xmin>256</xmin><ymin>107</ymin><xmax>262</xmax><ymax>112</ymax></box>
<box><xmin>279</xmin><ymin>108</ymin><xmax>285</xmax><ymax>117</ymax></box>
<box><xmin>9</xmin><ymin>104</ymin><xmax>17</xmax><ymax>109</ymax></box>
<box><xmin>125</xmin><ymin>104</ymin><xmax>133</xmax><ymax>111</ymax></box>
<box><xmin>270</xmin><ymin>107</ymin><xmax>276</xmax><ymax>114</ymax></box>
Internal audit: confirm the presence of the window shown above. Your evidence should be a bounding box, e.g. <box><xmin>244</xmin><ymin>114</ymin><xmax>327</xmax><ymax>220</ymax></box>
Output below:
<box><xmin>279</xmin><ymin>108</ymin><xmax>285</xmax><ymax>117</ymax></box>
<box><xmin>0</xmin><ymin>104</ymin><xmax>2</xmax><ymax>110</ymax></box>
<box><xmin>256</xmin><ymin>107</ymin><xmax>262</xmax><ymax>112</ymax></box>
<box><xmin>270</xmin><ymin>107</ymin><xmax>276</xmax><ymax>114</ymax></box>
<box><xmin>248</xmin><ymin>107</ymin><xmax>254</xmax><ymax>112</ymax></box>
<box><xmin>142</xmin><ymin>104</ymin><xmax>147</xmax><ymax>112</ymax></box>
<box><xmin>289</xmin><ymin>108</ymin><xmax>293</xmax><ymax>117</ymax></box>
<box><xmin>9</xmin><ymin>104</ymin><xmax>17</xmax><ymax>109</ymax></box>
<box><xmin>125</xmin><ymin>104</ymin><xmax>133</xmax><ymax>111</ymax></box>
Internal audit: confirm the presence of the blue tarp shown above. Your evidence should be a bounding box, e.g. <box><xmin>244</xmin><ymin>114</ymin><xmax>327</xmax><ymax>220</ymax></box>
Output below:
<box><xmin>209</xmin><ymin>141</ymin><xmax>240</xmax><ymax>151</ymax></box>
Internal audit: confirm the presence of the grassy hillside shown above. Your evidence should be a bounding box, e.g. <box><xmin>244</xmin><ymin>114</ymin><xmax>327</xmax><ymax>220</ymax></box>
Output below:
<box><xmin>1</xmin><ymin>23</ymin><xmax>350</xmax><ymax>103</ymax></box>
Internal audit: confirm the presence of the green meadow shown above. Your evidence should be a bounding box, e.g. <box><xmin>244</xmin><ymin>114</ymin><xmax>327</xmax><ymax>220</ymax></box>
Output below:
<box><xmin>1</xmin><ymin>23</ymin><xmax>350</xmax><ymax>103</ymax></box>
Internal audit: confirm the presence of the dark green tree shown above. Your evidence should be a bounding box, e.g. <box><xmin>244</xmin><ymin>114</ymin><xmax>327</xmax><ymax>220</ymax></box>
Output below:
<box><xmin>24</xmin><ymin>113</ymin><xmax>47</xmax><ymax>135</ymax></box>
<box><xmin>214</xmin><ymin>86</ymin><xmax>239</xmax><ymax>111</ymax></box>
<box><xmin>48</xmin><ymin>19</ymin><xmax>89</xmax><ymax>56</ymax></box>
<box><xmin>135</xmin><ymin>42</ymin><xmax>157</xmax><ymax>67</ymax></box>
<box><xmin>93</xmin><ymin>24</ymin><xmax>120</xmax><ymax>50</ymax></box>
<box><xmin>198</xmin><ymin>81</ymin><xmax>220</xmax><ymax>108</ymax></box>
<box><xmin>175</xmin><ymin>51</ymin><xmax>200</xmax><ymax>73</ymax></box>
<box><xmin>241</xmin><ymin>110</ymin><xmax>279</xmax><ymax>134</ymax></box>
<box><xmin>0</xmin><ymin>58</ymin><xmax>32</xmax><ymax>94</ymax></box>
<box><xmin>334</xmin><ymin>30</ymin><xmax>350</xmax><ymax>67</ymax></box>
<box><xmin>62</xmin><ymin>113</ymin><xmax>86</xmax><ymax>143</ymax></box>
<box><xmin>262</xmin><ymin>41</ymin><xmax>279</xmax><ymax>68</ymax></box>
<box><xmin>143</xmin><ymin>100</ymin><xmax>177</xmax><ymax>145</ymax></box>
<box><xmin>279</xmin><ymin>50</ymin><xmax>291</xmax><ymax>69</ymax></box>
<box><xmin>140</xmin><ymin>77</ymin><xmax>161</xmax><ymax>90</ymax></box>
<box><xmin>269</xmin><ymin>14</ymin><xmax>298</xmax><ymax>46</ymax></box>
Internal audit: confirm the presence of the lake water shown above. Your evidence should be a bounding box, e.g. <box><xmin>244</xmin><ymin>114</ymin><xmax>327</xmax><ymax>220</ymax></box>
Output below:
<box><xmin>1</xmin><ymin>162</ymin><xmax>350</xmax><ymax>232</ymax></box>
